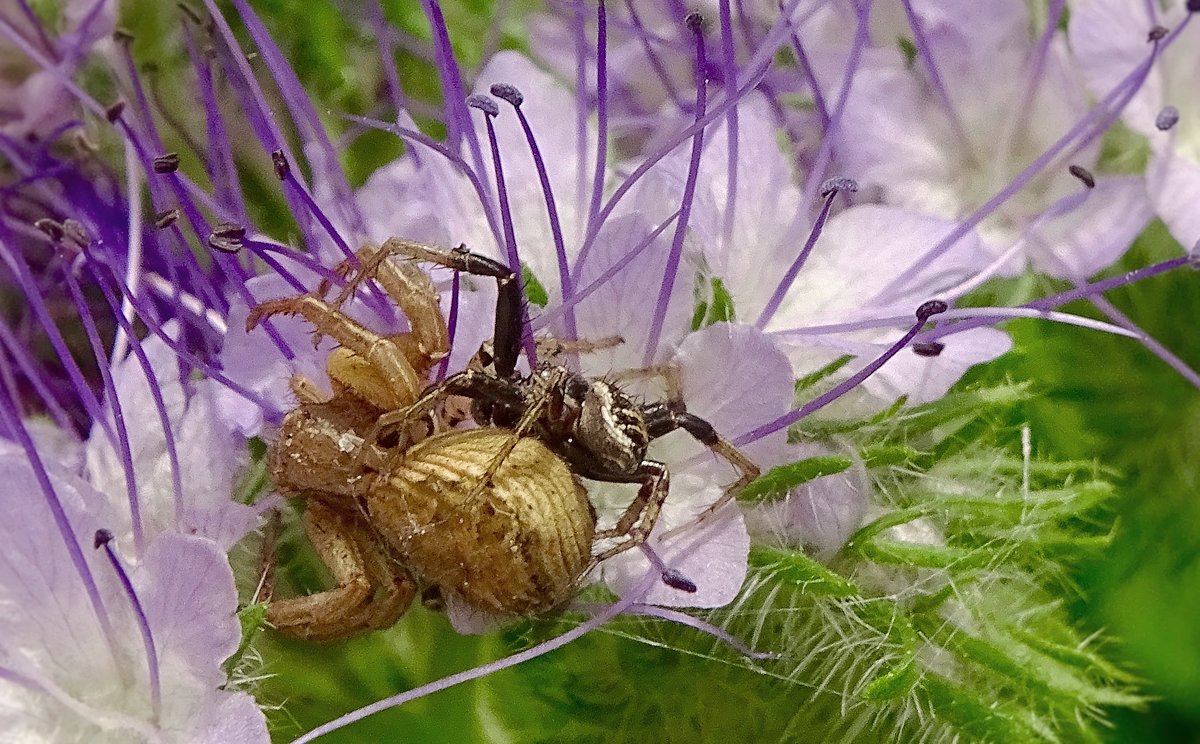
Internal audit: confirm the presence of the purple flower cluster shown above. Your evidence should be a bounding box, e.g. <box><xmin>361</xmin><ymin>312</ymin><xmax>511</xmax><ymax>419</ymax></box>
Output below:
<box><xmin>0</xmin><ymin>0</ymin><xmax>1198</xmax><ymax>737</ymax></box>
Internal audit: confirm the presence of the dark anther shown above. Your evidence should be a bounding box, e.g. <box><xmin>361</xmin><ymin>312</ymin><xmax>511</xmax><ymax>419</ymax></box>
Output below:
<box><xmin>208</xmin><ymin>222</ymin><xmax>246</xmax><ymax>253</ymax></box>
<box><xmin>154</xmin><ymin>208</ymin><xmax>181</xmax><ymax>229</ymax></box>
<box><xmin>916</xmin><ymin>299</ymin><xmax>949</xmax><ymax>321</ymax></box>
<box><xmin>662</xmin><ymin>568</ymin><xmax>698</xmax><ymax>593</ymax></box>
<box><xmin>112</xmin><ymin>28</ymin><xmax>134</xmax><ymax>44</ymax></box>
<box><xmin>820</xmin><ymin>177</ymin><xmax>859</xmax><ymax>198</ymax></box>
<box><xmin>34</xmin><ymin>218</ymin><xmax>64</xmax><ymax>242</ymax></box>
<box><xmin>1068</xmin><ymin>164</ymin><xmax>1096</xmax><ymax>189</ymax></box>
<box><xmin>1187</xmin><ymin>1</ymin><xmax>1200</xmax><ymax>14</ymax></box>
<box><xmin>272</xmin><ymin>149</ymin><xmax>290</xmax><ymax>180</ymax></box>
<box><xmin>466</xmin><ymin>94</ymin><xmax>499</xmax><ymax>117</ymax></box>
<box><xmin>94</xmin><ymin>528</ymin><xmax>114</xmax><ymax>548</ymax></box>
<box><xmin>152</xmin><ymin>153</ymin><xmax>181</xmax><ymax>174</ymax></box>
<box><xmin>685</xmin><ymin>11</ymin><xmax>707</xmax><ymax>34</ymax></box>
<box><xmin>62</xmin><ymin>219</ymin><xmax>90</xmax><ymax>248</ymax></box>
<box><xmin>1148</xmin><ymin>26</ymin><xmax>1169</xmax><ymax>41</ymax></box>
<box><xmin>1156</xmin><ymin>106</ymin><xmax>1180</xmax><ymax>131</ymax></box>
<box><xmin>105</xmin><ymin>100</ymin><xmax>126</xmax><ymax>123</ymax></box>
<box><xmin>912</xmin><ymin>341</ymin><xmax>945</xmax><ymax>357</ymax></box>
<box><xmin>489</xmin><ymin>83</ymin><xmax>524</xmax><ymax>107</ymax></box>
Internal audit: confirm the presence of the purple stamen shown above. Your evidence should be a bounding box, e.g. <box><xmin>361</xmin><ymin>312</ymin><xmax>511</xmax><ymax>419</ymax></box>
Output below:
<box><xmin>755</xmin><ymin>177</ymin><xmax>857</xmax><ymax>329</ymax></box>
<box><xmin>0</xmin><ymin>384</ymin><xmax>121</xmax><ymax>667</ymax></box>
<box><xmin>436</xmin><ymin>271</ymin><xmax>461</xmax><ymax>382</ymax></box>
<box><xmin>871</xmin><ymin>49</ymin><xmax>1160</xmax><ymax>304</ymax></box>
<box><xmin>230</xmin><ymin>0</ymin><xmax>366</xmax><ymax>238</ymax></box>
<box><xmin>736</xmin><ymin>300</ymin><xmax>948</xmax><ymax>446</ymax></box>
<box><xmin>95</xmin><ymin>529</ymin><xmax>162</xmax><ymax>722</ymax></box>
<box><xmin>717</xmin><ymin>0</ymin><xmax>739</xmax><ymax>246</ymax></box>
<box><xmin>572</xmin><ymin>0</ymin><xmax>590</xmax><ymax>217</ymax></box>
<box><xmin>782</xmin><ymin>5</ymin><xmax>830</xmax><ymax>130</ymax></box>
<box><xmin>468</xmin><ymin>94</ymin><xmax>539</xmax><ymax>367</ymax></box>
<box><xmin>0</xmin><ymin>319</ymin><xmax>75</xmax><ymax>432</ymax></box>
<box><xmin>795</xmin><ymin>4</ymin><xmax>868</xmax><ymax>216</ymax></box>
<box><xmin>639</xmin><ymin>543</ymin><xmax>698</xmax><ymax>592</ymax></box>
<box><xmin>642</xmin><ymin>13</ymin><xmax>709</xmax><ymax>367</ymax></box>
<box><xmin>186</xmin><ymin>29</ymin><xmax>248</xmax><ymax>226</ymax></box>
<box><xmin>570</xmin><ymin>0</ymin><xmax>811</xmax><ymax>282</ymax></box>
<box><xmin>0</xmin><ymin>238</ymin><xmax>116</xmax><ymax>448</ymax></box>
<box><xmin>534</xmin><ymin>208</ymin><xmax>682</xmax><ymax>330</ymax></box>
<box><xmin>87</xmin><ymin>257</ymin><xmax>277</xmax><ymax>414</ymax></box>
<box><xmin>625</xmin><ymin>0</ymin><xmax>687</xmax><ymax>111</ymax></box>
<box><xmin>899</xmin><ymin>0</ymin><xmax>970</xmax><ymax>150</ymax></box>
<box><xmin>342</xmin><ymin>113</ymin><xmax>504</xmax><ymax>248</ymax></box>
<box><xmin>491</xmin><ymin>82</ymin><xmax>579</xmax><ymax>342</ymax></box>
<box><xmin>625</xmin><ymin>604</ymin><xmax>778</xmax><ymax>660</ymax></box>
<box><xmin>58</xmin><ymin>259</ymin><xmax>146</xmax><ymax>554</ymax></box>
<box><xmin>1009</xmin><ymin>0</ymin><xmax>1066</xmax><ymax>136</ymax></box>
<box><xmin>585</xmin><ymin>0</ymin><xmax>609</xmax><ymax>237</ymax></box>
<box><xmin>420</xmin><ymin>0</ymin><xmax>488</xmax><ymax>183</ymax></box>
<box><xmin>80</xmin><ymin>269</ymin><xmax>186</xmax><ymax>522</ymax></box>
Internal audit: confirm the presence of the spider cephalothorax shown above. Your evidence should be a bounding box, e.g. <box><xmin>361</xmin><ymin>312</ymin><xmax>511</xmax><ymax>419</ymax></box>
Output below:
<box><xmin>251</xmin><ymin>238</ymin><xmax>758</xmax><ymax>641</ymax></box>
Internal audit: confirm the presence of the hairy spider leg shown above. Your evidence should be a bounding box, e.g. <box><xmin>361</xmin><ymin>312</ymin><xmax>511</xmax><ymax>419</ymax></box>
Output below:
<box><xmin>318</xmin><ymin>238</ymin><xmax>524</xmax><ymax>379</ymax></box>
<box><xmin>587</xmin><ymin>459</ymin><xmax>670</xmax><ymax>561</ymax></box>
<box><xmin>318</xmin><ymin>243</ymin><xmax>450</xmax><ymax>365</ymax></box>
<box><xmin>618</xmin><ymin>364</ymin><xmax>760</xmax><ymax>510</ymax></box>
<box><xmin>265</xmin><ymin>501</ymin><xmax>417</xmax><ymax>642</ymax></box>
<box><xmin>363</xmin><ymin>369</ymin><xmax>527</xmax><ymax>467</ymax></box>
<box><xmin>247</xmin><ymin>295</ymin><xmax>424</xmax><ymax>411</ymax></box>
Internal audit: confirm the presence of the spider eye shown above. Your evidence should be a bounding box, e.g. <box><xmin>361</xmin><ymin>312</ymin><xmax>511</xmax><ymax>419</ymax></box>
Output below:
<box><xmin>579</xmin><ymin>383</ymin><xmax>647</xmax><ymax>472</ymax></box>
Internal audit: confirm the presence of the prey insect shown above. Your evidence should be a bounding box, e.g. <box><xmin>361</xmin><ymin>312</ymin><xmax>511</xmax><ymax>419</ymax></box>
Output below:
<box><xmin>250</xmin><ymin>238</ymin><xmax>758</xmax><ymax>641</ymax></box>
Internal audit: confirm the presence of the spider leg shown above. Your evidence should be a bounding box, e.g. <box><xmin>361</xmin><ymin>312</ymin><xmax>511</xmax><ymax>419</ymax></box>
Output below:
<box><xmin>358</xmin><ymin>369</ymin><xmax>526</xmax><ymax>469</ymax></box>
<box><xmin>248</xmin><ymin>295</ymin><xmax>424</xmax><ymax>410</ymax></box>
<box><xmin>266</xmin><ymin>501</ymin><xmax>417</xmax><ymax>642</ymax></box>
<box><xmin>644</xmin><ymin>403</ymin><xmax>760</xmax><ymax>515</ymax></box>
<box><xmin>318</xmin><ymin>243</ymin><xmax>450</xmax><ymax>366</ymax></box>
<box><xmin>578</xmin><ymin>460</ymin><xmax>670</xmax><ymax>584</ymax></box>
<box><xmin>289</xmin><ymin>374</ymin><xmax>328</xmax><ymax>405</ymax></box>
<box><xmin>377</xmin><ymin>239</ymin><xmax>523</xmax><ymax>378</ymax></box>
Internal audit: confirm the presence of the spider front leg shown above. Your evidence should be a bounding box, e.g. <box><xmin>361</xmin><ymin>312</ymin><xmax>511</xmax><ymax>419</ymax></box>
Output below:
<box><xmin>247</xmin><ymin>295</ymin><xmax>424</xmax><ymax>411</ymax></box>
<box><xmin>625</xmin><ymin>364</ymin><xmax>760</xmax><ymax>513</ymax></box>
<box><xmin>325</xmin><ymin>238</ymin><xmax>525</xmax><ymax>378</ymax></box>
<box><xmin>644</xmin><ymin>402</ymin><xmax>760</xmax><ymax>517</ymax></box>
<box><xmin>266</xmin><ymin>501</ymin><xmax>417</xmax><ymax>642</ymax></box>
<box><xmin>318</xmin><ymin>243</ymin><xmax>450</xmax><ymax>368</ymax></box>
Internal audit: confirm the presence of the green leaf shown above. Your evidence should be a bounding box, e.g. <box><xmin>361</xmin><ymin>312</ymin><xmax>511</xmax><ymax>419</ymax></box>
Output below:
<box><xmin>522</xmin><ymin>264</ymin><xmax>549</xmax><ymax>307</ymax></box>
<box><xmin>747</xmin><ymin>545</ymin><xmax>859</xmax><ymax>598</ymax></box>
<box><xmin>794</xmin><ymin>354</ymin><xmax>854</xmax><ymax>391</ymax></box>
<box><xmin>224</xmin><ymin>602</ymin><xmax>267</xmax><ymax>676</ymax></box>
<box><xmin>738</xmin><ymin>455</ymin><xmax>854</xmax><ymax>503</ymax></box>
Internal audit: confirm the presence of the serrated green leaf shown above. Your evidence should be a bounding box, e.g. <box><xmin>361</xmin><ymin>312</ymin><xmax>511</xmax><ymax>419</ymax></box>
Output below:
<box><xmin>861</xmin><ymin>653</ymin><xmax>920</xmax><ymax>700</ymax></box>
<box><xmin>857</xmin><ymin>539</ymin><xmax>988</xmax><ymax>569</ymax></box>
<box><xmin>862</xmin><ymin>444</ymin><xmax>924</xmax><ymax>468</ymax></box>
<box><xmin>794</xmin><ymin>354</ymin><xmax>854</xmax><ymax>391</ymax></box>
<box><xmin>739</xmin><ymin>455</ymin><xmax>854</xmax><ymax>502</ymax></box>
<box><xmin>748</xmin><ymin>545</ymin><xmax>859</xmax><ymax>598</ymax></box>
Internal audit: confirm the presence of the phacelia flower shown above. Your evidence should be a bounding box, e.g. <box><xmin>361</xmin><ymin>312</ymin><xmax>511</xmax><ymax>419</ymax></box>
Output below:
<box><xmin>1</xmin><ymin>1</ymin><xmax>1193</xmax><ymax>742</ymax></box>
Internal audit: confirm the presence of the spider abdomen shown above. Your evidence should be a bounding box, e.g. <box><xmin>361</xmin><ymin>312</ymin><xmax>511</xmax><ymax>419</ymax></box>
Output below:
<box><xmin>369</xmin><ymin>427</ymin><xmax>595</xmax><ymax>615</ymax></box>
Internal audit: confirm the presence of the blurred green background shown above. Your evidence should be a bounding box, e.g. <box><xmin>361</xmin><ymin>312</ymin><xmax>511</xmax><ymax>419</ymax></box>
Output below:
<box><xmin>113</xmin><ymin>1</ymin><xmax>1200</xmax><ymax>741</ymax></box>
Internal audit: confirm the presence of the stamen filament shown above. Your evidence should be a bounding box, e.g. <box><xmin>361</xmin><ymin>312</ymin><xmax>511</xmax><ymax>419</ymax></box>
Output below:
<box><xmin>95</xmin><ymin>529</ymin><xmax>162</xmax><ymax>723</ymax></box>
